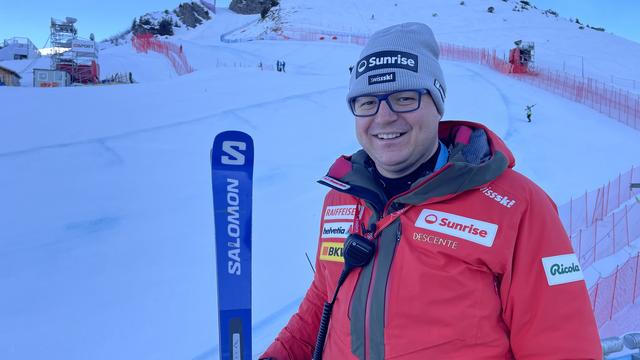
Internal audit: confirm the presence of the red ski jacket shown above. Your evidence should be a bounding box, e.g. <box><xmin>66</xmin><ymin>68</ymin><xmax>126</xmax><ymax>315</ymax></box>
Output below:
<box><xmin>261</xmin><ymin>121</ymin><xmax>601</xmax><ymax>359</ymax></box>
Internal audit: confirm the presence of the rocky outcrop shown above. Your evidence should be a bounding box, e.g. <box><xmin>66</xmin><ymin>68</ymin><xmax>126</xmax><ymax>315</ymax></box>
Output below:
<box><xmin>175</xmin><ymin>2</ymin><xmax>211</xmax><ymax>28</ymax></box>
<box><xmin>107</xmin><ymin>1</ymin><xmax>214</xmax><ymax>45</ymax></box>
<box><xmin>229</xmin><ymin>0</ymin><xmax>273</xmax><ymax>15</ymax></box>
<box><xmin>131</xmin><ymin>1</ymin><xmax>211</xmax><ymax>36</ymax></box>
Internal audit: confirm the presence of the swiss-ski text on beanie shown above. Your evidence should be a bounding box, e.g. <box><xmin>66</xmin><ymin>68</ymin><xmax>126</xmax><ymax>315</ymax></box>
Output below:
<box><xmin>347</xmin><ymin>22</ymin><xmax>447</xmax><ymax>115</ymax></box>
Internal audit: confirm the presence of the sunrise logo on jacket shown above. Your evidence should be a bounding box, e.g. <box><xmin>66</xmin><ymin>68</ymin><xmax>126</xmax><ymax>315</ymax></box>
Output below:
<box><xmin>414</xmin><ymin>209</ymin><xmax>498</xmax><ymax>247</ymax></box>
<box><xmin>424</xmin><ymin>213</ymin><xmax>438</xmax><ymax>224</ymax></box>
<box><xmin>541</xmin><ymin>253</ymin><xmax>584</xmax><ymax>286</ymax></box>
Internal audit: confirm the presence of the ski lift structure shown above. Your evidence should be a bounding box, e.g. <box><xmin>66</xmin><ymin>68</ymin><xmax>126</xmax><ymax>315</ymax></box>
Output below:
<box><xmin>508</xmin><ymin>40</ymin><xmax>535</xmax><ymax>74</ymax></box>
<box><xmin>50</xmin><ymin>17</ymin><xmax>100</xmax><ymax>84</ymax></box>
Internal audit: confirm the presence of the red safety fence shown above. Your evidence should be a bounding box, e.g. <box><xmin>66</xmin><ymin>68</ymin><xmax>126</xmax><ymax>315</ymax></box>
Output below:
<box><xmin>559</xmin><ymin>166</ymin><xmax>640</xmax><ymax>235</ymax></box>
<box><xmin>571</xmin><ymin>201</ymin><xmax>640</xmax><ymax>269</ymax></box>
<box><xmin>438</xmin><ymin>43</ymin><xmax>640</xmax><ymax>130</ymax></box>
<box><xmin>439</xmin><ymin>43</ymin><xmax>512</xmax><ymax>74</ymax></box>
<box><xmin>589</xmin><ymin>255</ymin><xmax>640</xmax><ymax>327</ymax></box>
<box><xmin>131</xmin><ymin>33</ymin><xmax>194</xmax><ymax>75</ymax></box>
<box><xmin>279</xmin><ymin>27</ymin><xmax>368</xmax><ymax>45</ymax></box>
<box><xmin>513</xmin><ymin>68</ymin><xmax>640</xmax><ymax>130</ymax></box>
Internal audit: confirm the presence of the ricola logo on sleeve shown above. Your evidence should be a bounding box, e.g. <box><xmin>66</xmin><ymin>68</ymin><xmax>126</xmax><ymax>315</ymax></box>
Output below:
<box><xmin>541</xmin><ymin>253</ymin><xmax>584</xmax><ymax>286</ymax></box>
<box><xmin>355</xmin><ymin>51</ymin><xmax>418</xmax><ymax>79</ymax></box>
<box><xmin>414</xmin><ymin>209</ymin><xmax>498</xmax><ymax>247</ymax></box>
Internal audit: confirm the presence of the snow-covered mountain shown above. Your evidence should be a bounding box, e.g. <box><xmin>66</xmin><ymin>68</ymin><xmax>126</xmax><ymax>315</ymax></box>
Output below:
<box><xmin>0</xmin><ymin>1</ymin><xmax>638</xmax><ymax>359</ymax></box>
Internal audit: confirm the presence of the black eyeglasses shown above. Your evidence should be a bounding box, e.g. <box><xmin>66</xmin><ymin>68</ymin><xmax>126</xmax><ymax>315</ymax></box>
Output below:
<box><xmin>349</xmin><ymin>89</ymin><xmax>429</xmax><ymax>117</ymax></box>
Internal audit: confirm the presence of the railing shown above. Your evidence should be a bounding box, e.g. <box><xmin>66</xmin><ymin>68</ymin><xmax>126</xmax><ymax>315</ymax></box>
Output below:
<box><xmin>438</xmin><ymin>42</ymin><xmax>640</xmax><ymax>130</ymax></box>
<box><xmin>559</xmin><ymin>166</ymin><xmax>640</xmax><ymax>235</ymax></box>
<box><xmin>571</xmin><ymin>201</ymin><xmax>640</xmax><ymax>269</ymax></box>
<box><xmin>589</xmin><ymin>254</ymin><xmax>640</xmax><ymax>327</ymax></box>
<box><xmin>131</xmin><ymin>33</ymin><xmax>193</xmax><ymax>75</ymax></box>
<box><xmin>513</xmin><ymin>68</ymin><xmax>640</xmax><ymax>130</ymax></box>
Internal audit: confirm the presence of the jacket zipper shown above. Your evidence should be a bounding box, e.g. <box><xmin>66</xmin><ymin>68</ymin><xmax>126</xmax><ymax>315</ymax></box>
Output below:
<box><xmin>384</xmin><ymin>225</ymin><xmax>401</xmax><ymax>328</ymax></box>
<box><xmin>364</xmin><ymin>218</ymin><xmax>403</xmax><ymax>360</ymax></box>
<box><xmin>362</xmin><ymin>209</ymin><xmax>381</xmax><ymax>360</ymax></box>
<box><xmin>319</xmin><ymin>167</ymin><xmax>450</xmax><ymax>359</ymax></box>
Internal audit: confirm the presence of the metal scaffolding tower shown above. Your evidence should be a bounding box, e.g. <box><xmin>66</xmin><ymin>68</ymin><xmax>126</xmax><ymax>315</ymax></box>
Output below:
<box><xmin>49</xmin><ymin>17</ymin><xmax>99</xmax><ymax>83</ymax></box>
<box><xmin>50</xmin><ymin>17</ymin><xmax>77</xmax><ymax>70</ymax></box>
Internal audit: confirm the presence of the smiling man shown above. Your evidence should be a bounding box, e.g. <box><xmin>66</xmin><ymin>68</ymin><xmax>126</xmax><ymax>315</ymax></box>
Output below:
<box><xmin>260</xmin><ymin>22</ymin><xmax>601</xmax><ymax>359</ymax></box>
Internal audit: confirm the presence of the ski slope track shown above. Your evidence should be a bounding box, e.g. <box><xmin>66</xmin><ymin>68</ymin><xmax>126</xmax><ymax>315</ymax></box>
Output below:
<box><xmin>0</xmin><ymin>1</ymin><xmax>639</xmax><ymax>359</ymax></box>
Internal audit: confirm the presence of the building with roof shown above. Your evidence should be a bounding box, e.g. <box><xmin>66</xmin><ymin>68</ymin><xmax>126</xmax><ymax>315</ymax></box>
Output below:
<box><xmin>0</xmin><ymin>37</ymin><xmax>39</xmax><ymax>61</ymax></box>
<box><xmin>0</xmin><ymin>65</ymin><xmax>22</xmax><ymax>86</ymax></box>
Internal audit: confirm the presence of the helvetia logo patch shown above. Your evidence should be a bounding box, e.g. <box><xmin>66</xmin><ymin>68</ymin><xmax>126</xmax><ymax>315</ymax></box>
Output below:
<box><xmin>414</xmin><ymin>209</ymin><xmax>498</xmax><ymax>247</ymax></box>
<box><xmin>320</xmin><ymin>242</ymin><xmax>344</xmax><ymax>263</ymax></box>
<box><xmin>541</xmin><ymin>253</ymin><xmax>584</xmax><ymax>286</ymax></box>
<box><xmin>321</xmin><ymin>222</ymin><xmax>353</xmax><ymax>239</ymax></box>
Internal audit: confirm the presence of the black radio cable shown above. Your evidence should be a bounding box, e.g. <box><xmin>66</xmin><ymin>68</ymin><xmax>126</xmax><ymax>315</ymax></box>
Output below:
<box><xmin>312</xmin><ymin>233</ymin><xmax>376</xmax><ymax>360</ymax></box>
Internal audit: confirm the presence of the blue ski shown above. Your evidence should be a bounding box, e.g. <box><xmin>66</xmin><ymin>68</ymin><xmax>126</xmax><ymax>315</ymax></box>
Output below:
<box><xmin>211</xmin><ymin>131</ymin><xmax>254</xmax><ymax>360</ymax></box>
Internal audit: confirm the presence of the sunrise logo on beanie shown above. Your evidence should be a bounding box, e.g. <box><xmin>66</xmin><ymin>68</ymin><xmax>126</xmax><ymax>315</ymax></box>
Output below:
<box><xmin>356</xmin><ymin>51</ymin><xmax>418</xmax><ymax>78</ymax></box>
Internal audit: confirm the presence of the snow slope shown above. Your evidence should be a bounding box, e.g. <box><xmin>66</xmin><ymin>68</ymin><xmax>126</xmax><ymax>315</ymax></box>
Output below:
<box><xmin>232</xmin><ymin>0</ymin><xmax>640</xmax><ymax>93</ymax></box>
<box><xmin>1</xmin><ymin>2</ymin><xmax>639</xmax><ymax>359</ymax></box>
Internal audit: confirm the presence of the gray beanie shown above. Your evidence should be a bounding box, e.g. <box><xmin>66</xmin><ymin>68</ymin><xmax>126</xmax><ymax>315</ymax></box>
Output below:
<box><xmin>347</xmin><ymin>22</ymin><xmax>447</xmax><ymax>115</ymax></box>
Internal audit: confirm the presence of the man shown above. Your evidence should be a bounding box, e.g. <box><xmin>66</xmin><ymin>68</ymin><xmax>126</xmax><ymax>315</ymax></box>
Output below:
<box><xmin>260</xmin><ymin>22</ymin><xmax>601</xmax><ymax>359</ymax></box>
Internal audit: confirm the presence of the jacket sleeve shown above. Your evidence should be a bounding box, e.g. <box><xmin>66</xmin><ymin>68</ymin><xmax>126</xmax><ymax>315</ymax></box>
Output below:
<box><xmin>259</xmin><ymin>200</ymin><xmax>330</xmax><ymax>359</ymax></box>
<box><xmin>499</xmin><ymin>186</ymin><xmax>602</xmax><ymax>359</ymax></box>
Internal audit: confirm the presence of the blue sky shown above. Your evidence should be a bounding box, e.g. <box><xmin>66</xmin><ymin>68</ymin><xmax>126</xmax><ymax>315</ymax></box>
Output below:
<box><xmin>1</xmin><ymin>0</ymin><xmax>639</xmax><ymax>48</ymax></box>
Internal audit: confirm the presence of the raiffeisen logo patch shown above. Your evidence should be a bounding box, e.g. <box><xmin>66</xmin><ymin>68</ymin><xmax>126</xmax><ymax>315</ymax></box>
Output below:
<box><xmin>414</xmin><ymin>209</ymin><xmax>498</xmax><ymax>247</ymax></box>
<box><xmin>321</xmin><ymin>222</ymin><xmax>353</xmax><ymax>239</ymax></box>
<box><xmin>355</xmin><ymin>51</ymin><xmax>418</xmax><ymax>79</ymax></box>
<box><xmin>320</xmin><ymin>242</ymin><xmax>344</xmax><ymax>263</ymax></box>
<box><xmin>323</xmin><ymin>205</ymin><xmax>363</xmax><ymax>221</ymax></box>
<box><xmin>541</xmin><ymin>253</ymin><xmax>584</xmax><ymax>286</ymax></box>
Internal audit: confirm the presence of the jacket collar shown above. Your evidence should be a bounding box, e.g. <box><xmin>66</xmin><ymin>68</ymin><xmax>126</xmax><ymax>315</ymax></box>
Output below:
<box><xmin>318</xmin><ymin>121</ymin><xmax>514</xmax><ymax>213</ymax></box>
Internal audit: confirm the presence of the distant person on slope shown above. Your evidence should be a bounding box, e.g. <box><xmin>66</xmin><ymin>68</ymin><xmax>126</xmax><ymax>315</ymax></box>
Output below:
<box><xmin>260</xmin><ymin>22</ymin><xmax>601</xmax><ymax>360</ymax></box>
<box><xmin>525</xmin><ymin>104</ymin><xmax>535</xmax><ymax>122</ymax></box>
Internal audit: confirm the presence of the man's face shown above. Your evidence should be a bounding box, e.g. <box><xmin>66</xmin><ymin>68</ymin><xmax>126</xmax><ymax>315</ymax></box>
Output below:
<box><xmin>354</xmin><ymin>92</ymin><xmax>441</xmax><ymax>178</ymax></box>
